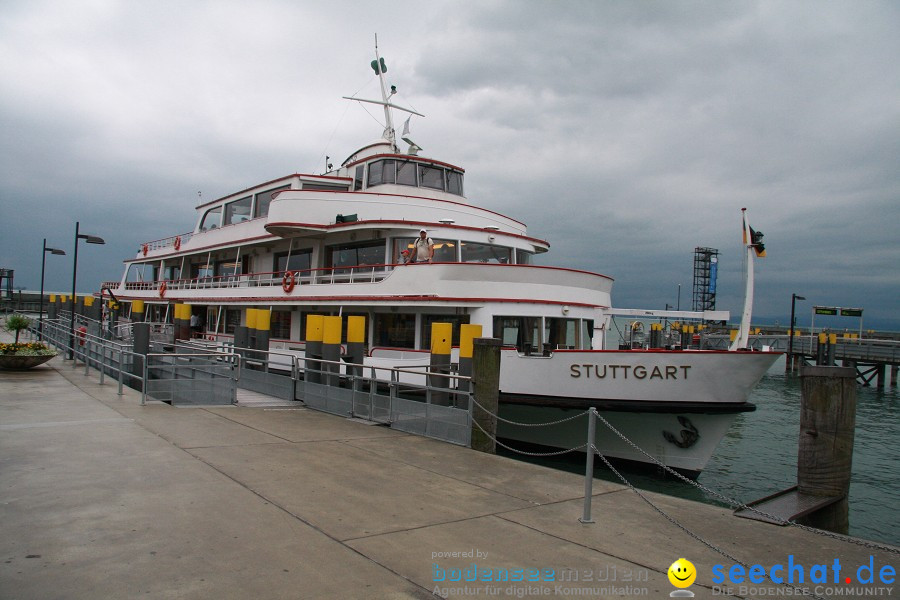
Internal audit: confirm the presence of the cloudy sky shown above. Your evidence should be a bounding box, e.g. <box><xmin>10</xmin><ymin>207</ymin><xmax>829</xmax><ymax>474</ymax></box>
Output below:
<box><xmin>1</xmin><ymin>0</ymin><xmax>898</xmax><ymax>329</ymax></box>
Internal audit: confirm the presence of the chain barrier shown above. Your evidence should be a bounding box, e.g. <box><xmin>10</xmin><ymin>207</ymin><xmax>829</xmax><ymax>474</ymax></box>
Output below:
<box><xmin>470</xmin><ymin>419</ymin><xmax>587</xmax><ymax>457</ymax></box>
<box><xmin>470</xmin><ymin>395</ymin><xmax>587</xmax><ymax>427</ymax></box>
<box><xmin>593</xmin><ymin>445</ymin><xmax>826</xmax><ymax>600</ymax></box>
<box><xmin>592</xmin><ymin>412</ymin><xmax>900</xmax><ymax>556</ymax></box>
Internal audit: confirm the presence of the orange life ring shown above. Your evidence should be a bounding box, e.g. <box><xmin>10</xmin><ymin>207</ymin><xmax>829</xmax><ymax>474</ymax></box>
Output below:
<box><xmin>173</xmin><ymin>236</ymin><xmax>181</xmax><ymax>251</ymax></box>
<box><xmin>159</xmin><ymin>281</ymin><xmax>167</xmax><ymax>297</ymax></box>
<box><xmin>282</xmin><ymin>271</ymin><xmax>295</xmax><ymax>293</ymax></box>
<box><xmin>142</xmin><ymin>244</ymin><xmax>148</xmax><ymax>256</ymax></box>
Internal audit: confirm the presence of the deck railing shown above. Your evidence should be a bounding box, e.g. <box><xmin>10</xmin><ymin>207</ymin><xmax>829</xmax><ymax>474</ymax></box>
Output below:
<box><xmin>121</xmin><ymin>264</ymin><xmax>394</xmax><ymax>292</ymax></box>
<box><xmin>138</xmin><ymin>231</ymin><xmax>194</xmax><ymax>254</ymax></box>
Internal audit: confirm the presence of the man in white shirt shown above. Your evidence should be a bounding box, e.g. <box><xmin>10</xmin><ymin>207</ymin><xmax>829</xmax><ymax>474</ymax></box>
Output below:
<box><xmin>413</xmin><ymin>229</ymin><xmax>434</xmax><ymax>263</ymax></box>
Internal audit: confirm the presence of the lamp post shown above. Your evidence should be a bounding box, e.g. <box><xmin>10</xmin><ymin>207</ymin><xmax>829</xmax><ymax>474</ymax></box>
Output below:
<box><xmin>787</xmin><ymin>293</ymin><xmax>806</xmax><ymax>373</ymax></box>
<box><xmin>39</xmin><ymin>239</ymin><xmax>66</xmax><ymax>337</ymax></box>
<box><xmin>68</xmin><ymin>222</ymin><xmax>105</xmax><ymax>359</ymax></box>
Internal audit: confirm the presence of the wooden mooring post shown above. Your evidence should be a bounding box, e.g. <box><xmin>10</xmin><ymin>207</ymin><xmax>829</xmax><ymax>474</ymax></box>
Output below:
<box><xmin>470</xmin><ymin>338</ymin><xmax>501</xmax><ymax>454</ymax></box>
<box><xmin>796</xmin><ymin>365</ymin><xmax>857</xmax><ymax>534</ymax></box>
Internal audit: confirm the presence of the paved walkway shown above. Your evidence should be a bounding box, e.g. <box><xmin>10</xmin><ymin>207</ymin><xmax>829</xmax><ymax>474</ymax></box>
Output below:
<box><xmin>1</xmin><ymin>336</ymin><xmax>897</xmax><ymax>598</ymax></box>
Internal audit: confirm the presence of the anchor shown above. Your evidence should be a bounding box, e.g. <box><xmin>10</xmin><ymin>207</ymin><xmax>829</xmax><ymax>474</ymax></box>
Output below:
<box><xmin>663</xmin><ymin>416</ymin><xmax>700</xmax><ymax>449</ymax></box>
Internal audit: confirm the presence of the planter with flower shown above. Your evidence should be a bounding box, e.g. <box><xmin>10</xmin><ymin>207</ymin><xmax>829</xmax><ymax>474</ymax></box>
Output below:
<box><xmin>1</xmin><ymin>315</ymin><xmax>58</xmax><ymax>369</ymax></box>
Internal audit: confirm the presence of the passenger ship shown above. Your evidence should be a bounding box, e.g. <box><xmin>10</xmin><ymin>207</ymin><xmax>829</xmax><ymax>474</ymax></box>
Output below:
<box><xmin>105</xmin><ymin>45</ymin><xmax>779</xmax><ymax>477</ymax></box>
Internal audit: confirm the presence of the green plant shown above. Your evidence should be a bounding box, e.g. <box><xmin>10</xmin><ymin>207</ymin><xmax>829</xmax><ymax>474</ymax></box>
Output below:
<box><xmin>4</xmin><ymin>314</ymin><xmax>31</xmax><ymax>344</ymax></box>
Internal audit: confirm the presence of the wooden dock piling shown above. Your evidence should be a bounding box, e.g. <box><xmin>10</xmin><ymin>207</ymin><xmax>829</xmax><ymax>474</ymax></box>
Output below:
<box><xmin>470</xmin><ymin>337</ymin><xmax>501</xmax><ymax>454</ymax></box>
<box><xmin>796</xmin><ymin>365</ymin><xmax>857</xmax><ymax>534</ymax></box>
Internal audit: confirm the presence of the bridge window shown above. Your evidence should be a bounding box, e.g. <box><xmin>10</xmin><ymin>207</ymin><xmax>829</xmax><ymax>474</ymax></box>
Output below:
<box><xmin>367</xmin><ymin>159</ymin><xmax>396</xmax><ymax>186</ymax></box>
<box><xmin>199</xmin><ymin>206</ymin><xmax>222</xmax><ymax>231</ymax></box>
<box><xmin>366</xmin><ymin>158</ymin><xmax>464</xmax><ymax>196</ymax></box>
<box><xmin>224</xmin><ymin>197</ymin><xmax>252</xmax><ymax>225</ymax></box>
<box><xmin>397</xmin><ymin>160</ymin><xmax>417</xmax><ymax>186</ymax></box>
<box><xmin>418</xmin><ymin>164</ymin><xmax>444</xmax><ymax>190</ymax></box>
<box><xmin>446</xmin><ymin>171</ymin><xmax>463</xmax><ymax>195</ymax></box>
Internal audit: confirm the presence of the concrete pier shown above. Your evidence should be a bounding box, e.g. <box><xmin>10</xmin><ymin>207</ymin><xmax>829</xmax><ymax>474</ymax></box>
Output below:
<box><xmin>1</xmin><ymin>339</ymin><xmax>897</xmax><ymax>598</ymax></box>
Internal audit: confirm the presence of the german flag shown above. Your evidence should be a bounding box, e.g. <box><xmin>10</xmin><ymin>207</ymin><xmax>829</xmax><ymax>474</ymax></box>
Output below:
<box><xmin>742</xmin><ymin>209</ymin><xmax>767</xmax><ymax>257</ymax></box>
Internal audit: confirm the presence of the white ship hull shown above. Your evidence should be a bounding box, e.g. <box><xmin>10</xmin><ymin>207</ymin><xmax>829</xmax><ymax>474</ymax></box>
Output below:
<box><xmin>495</xmin><ymin>348</ymin><xmax>777</xmax><ymax>476</ymax></box>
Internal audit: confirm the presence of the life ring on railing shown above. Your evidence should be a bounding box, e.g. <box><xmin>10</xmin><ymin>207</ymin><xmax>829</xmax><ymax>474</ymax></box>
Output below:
<box><xmin>159</xmin><ymin>281</ymin><xmax>167</xmax><ymax>297</ymax></box>
<box><xmin>282</xmin><ymin>270</ymin><xmax>295</xmax><ymax>293</ymax></box>
<box><xmin>142</xmin><ymin>244</ymin><xmax>148</xmax><ymax>256</ymax></box>
<box><xmin>173</xmin><ymin>236</ymin><xmax>181</xmax><ymax>251</ymax></box>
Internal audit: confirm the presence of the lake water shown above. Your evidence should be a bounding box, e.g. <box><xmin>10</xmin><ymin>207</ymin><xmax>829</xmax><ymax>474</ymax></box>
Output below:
<box><xmin>504</xmin><ymin>357</ymin><xmax>900</xmax><ymax>546</ymax></box>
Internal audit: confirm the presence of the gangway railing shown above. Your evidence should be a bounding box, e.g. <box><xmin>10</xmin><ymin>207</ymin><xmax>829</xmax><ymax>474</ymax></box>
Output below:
<box><xmin>178</xmin><ymin>338</ymin><xmax>473</xmax><ymax>446</ymax></box>
<box><xmin>29</xmin><ymin>317</ymin><xmax>239</xmax><ymax>406</ymax></box>
<box><xmin>26</xmin><ymin>316</ymin><xmax>475</xmax><ymax>447</ymax></box>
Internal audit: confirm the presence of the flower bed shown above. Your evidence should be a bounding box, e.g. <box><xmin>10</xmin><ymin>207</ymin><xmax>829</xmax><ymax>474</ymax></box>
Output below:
<box><xmin>0</xmin><ymin>342</ymin><xmax>57</xmax><ymax>369</ymax></box>
<box><xmin>0</xmin><ymin>342</ymin><xmax>57</xmax><ymax>356</ymax></box>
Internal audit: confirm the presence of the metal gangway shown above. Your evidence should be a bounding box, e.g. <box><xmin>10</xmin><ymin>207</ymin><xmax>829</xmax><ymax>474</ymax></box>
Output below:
<box><xmin>28</xmin><ymin>317</ymin><xmax>474</xmax><ymax>447</ymax></box>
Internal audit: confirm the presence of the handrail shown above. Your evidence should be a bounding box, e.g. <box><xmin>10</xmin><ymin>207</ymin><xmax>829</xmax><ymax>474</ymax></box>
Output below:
<box><xmin>121</xmin><ymin>262</ymin><xmax>396</xmax><ymax>292</ymax></box>
<box><xmin>138</xmin><ymin>231</ymin><xmax>194</xmax><ymax>253</ymax></box>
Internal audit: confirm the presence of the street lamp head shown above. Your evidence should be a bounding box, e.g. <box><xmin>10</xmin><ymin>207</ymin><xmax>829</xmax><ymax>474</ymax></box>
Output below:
<box><xmin>47</xmin><ymin>248</ymin><xmax>66</xmax><ymax>255</ymax></box>
<box><xmin>78</xmin><ymin>234</ymin><xmax>105</xmax><ymax>244</ymax></box>
<box><xmin>795</xmin><ymin>295</ymin><xmax>806</xmax><ymax>301</ymax></box>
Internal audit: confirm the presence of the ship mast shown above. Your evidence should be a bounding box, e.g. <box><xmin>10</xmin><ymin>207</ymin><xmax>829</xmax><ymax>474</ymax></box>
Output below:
<box><xmin>373</xmin><ymin>36</ymin><xmax>395</xmax><ymax>146</ymax></box>
<box><xmin>343</xmin><ymin>35</ymin><xmax>424</xmax><ymax>152</ymax></box>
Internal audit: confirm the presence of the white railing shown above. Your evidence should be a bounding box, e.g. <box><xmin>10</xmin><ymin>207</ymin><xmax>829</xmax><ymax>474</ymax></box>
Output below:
<box><xmin>123</xmin><ymin>264</ymin><xmax>393</xmax><ymax>292</ymax></box>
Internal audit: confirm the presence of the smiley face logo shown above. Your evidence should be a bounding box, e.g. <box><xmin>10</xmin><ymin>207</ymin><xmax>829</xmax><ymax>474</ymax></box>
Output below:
<box><xmin>667</xmin><ymin>558</ymin><xmax>697</xmax><ymax>588</ymax></box>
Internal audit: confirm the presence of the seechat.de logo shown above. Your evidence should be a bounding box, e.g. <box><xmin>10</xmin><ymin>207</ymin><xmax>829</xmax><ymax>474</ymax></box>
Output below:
<box><xmin>668</xmin><ymin>558</ymin><xmax>696</xmax><ymax>597</ymax></box>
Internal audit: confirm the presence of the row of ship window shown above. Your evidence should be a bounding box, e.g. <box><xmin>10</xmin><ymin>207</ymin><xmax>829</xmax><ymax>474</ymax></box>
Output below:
<box><xmin>127</xmin><ymin>238</ymin><xmax>534</xmax><ymax>282</ymax></box>
<box><xmin>132</xmin><ymin>307</ymin><xmax>592</xmax><ymax>352</ymax></box>
<box><xmin>197</xmin><ymin>159</ymin><xmax>465</xmax><ymax>233</ymax></box>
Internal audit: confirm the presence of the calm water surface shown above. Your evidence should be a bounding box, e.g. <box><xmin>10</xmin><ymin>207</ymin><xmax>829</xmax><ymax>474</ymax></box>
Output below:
<box><xmin>504</xmin><ymin>358</ymin><xmax>900</xmax><ymax>546</ymax></box>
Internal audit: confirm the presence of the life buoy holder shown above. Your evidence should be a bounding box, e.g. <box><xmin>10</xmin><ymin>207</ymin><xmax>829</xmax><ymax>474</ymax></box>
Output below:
<box><xmin>173</xmin><ymin>236</ymin><xmax>181</xmax><ymax>251</ymax></box>
<box><xmin>142</xmin><ymin>244</ymin><xmax>148</xmax><ymax>256</ymax></box>
<box><xmin>159</xmin><ymin>281</ymin><xmax>167</xmax><ymax>297</ymax></box>
<box><xmin>282</xmin><ymin>271</ymin><xmax>295</xmax><ymax>293</ymax></box>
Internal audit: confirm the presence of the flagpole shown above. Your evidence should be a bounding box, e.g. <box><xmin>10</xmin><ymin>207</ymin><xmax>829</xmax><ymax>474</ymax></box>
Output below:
<box><xmin>730</xmin><ymin>208</ymin><xmax>755</xmax><ymax>351</ymax></box>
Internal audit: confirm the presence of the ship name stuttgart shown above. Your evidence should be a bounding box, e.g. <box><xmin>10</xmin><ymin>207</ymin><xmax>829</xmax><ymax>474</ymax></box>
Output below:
<box><xmin>570</xmin><ymin>364</ymin><xmax>692</xmax><ymax>380</ymax></box>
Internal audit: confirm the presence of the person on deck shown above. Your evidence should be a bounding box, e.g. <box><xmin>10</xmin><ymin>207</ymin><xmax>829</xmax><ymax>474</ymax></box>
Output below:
<box><xmin>412</xmin><ymin>229</ymin><xmax>434</xmax><ymax>263</ymax></box>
